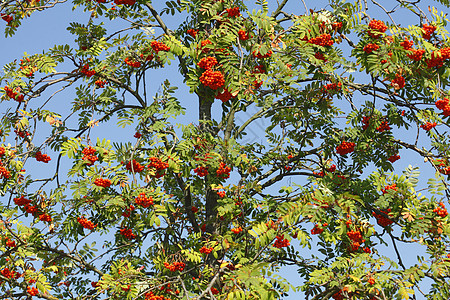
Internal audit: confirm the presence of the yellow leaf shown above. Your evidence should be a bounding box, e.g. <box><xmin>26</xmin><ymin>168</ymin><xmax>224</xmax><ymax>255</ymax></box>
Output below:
<box><xmin>46</xmin><ymin>115</ymin><xmax>62</xmax><ymax>127</ymax></box>
<box><xmin>223</xmin><ymin>238</ymin><xmax>230</xmax><ymax>250</ymax></box>
<box><xmin>87</xmin><ymin>119</ymin><xmax>99</xmax><ymax>127</ymax></box>
<box><xmin>401</xmin><ymin>211</ymin><xmax>415</xmax><ymax>222</ymax></box>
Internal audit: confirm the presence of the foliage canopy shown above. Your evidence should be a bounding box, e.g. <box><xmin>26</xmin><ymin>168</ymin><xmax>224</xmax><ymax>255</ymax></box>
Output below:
<box><xmin>0</xmin><ymin>0</ymin><xmax>450</xmax><ymax>299</ymax></box>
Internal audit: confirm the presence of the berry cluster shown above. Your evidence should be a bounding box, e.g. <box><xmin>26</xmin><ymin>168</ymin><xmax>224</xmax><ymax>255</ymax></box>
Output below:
<box><xmin>14</xmin><ymin>195</ymin><xmax>31</xmax><ymax>206</ymax></box>
<box><xmin>435</xmin><ymin>98</ymin><xmax>450</xmax><ymax>116</ymax></box>
<box><xmin>126</xmin><ymin>159</ymin><xmax>145</xmax><ymax>173</ymax></box>
<box><xmin>135</xmin><ymin>193</ymin><xmax>154</xmax><ymax>208</ymax></box>
<box><xmin>332</xmin><ymin>21</ymin><xmax>343</xmax><ymax>31</ymax></box>
<box><xmin>407</xmin><ymin>49</ymin><xmax>425</xmax><ymax>61</ymax></box>
<box><xmin>252</xmin><ymin>80</ymin><xmax>263</xmax><ymax>89</ymax></box>
<box><xmin>332</xmin><ymin>290</ymin><xmax>344</xmax><ymax>300</ymax></box>
<box><xmin>124</xmin><ymin>57</ymin><xmax>141</xmax><ymax>68</ymax></box>
<box><xmin>19</xmin><ymin>58</ymin><xmax>36</xmax><ymax>77</ymax></box>
<box><xmin>187</xmin><ymin>29</ymin><xmax>198</xmax><ymax>37</ymax></box>
<box><xmin>2</xmin><ymin>236</ymin><xmax>16</xmax><ymax>248</ymax></box>
<box><xmin>80</xmin><ymin>64</ymin><xmax>96</xmax><ymax>77</ymax></box>
<box><xmin>199</xmin><ymin>69</ymin><xmax>225</xmax><ymax>90</ymax></box>
<box><xmin>151</xmin><ymin>41</ymin><xmax>170</xmax><ymax>53</ymax></box>
<box><xmin>35</xmin><ymin>151</ymin><xmax>51</xmax><ymax>163</ymax></box>
<box><xmin>39</xmin><ymin>213</ymin><xmax>52</xmax><ymax>223</ymax></box>
<box><xmin>314</xmin><ymin>52</ymin><xmax>326</xmax><ymax>61</ymax></box>
<box><xmin>373</xmin><ymin>209</ymin><xmax>393</xmax><ymax>227</ymax></box>
<box><xmin>273</xmin><ymin>235</ymin><xmax>290</xmax><ymax>248</ymax></box>
<box><xmin>199</xmin><ymin>246</ymin><xmax>214</xmax><ymax>254</ymax></box>
<box><xmin>200</xmin><ymin>39</ymin><xmax>212</xmax><ymax>53</ymax></box>
<box><xmin>25</xmin><ymin>204</ymin><xmax>38</xmax><ymax>215</ymax></box>
<box><xmin>13</xmin><ymin>195</ymin><xmax>47</xmax><ymax>221</ymax></box>
<box><xmin>436</xmin><ymin>160</ymin><xmax>450</xmax><ymax>175</ymax></box>
<box><xmin>427</xmin><ymin>51</ymin><xmax>444</xmax><ymax>68</ymax></box>
<box><xmin>252</xmin><ymin>49</ymin><xmax>273</xmax><ymax>58</ymax></box>
<box><xmin>433</xmin><ymin>202</ymin><xmax>448</xmax><ymax>218</ymax></box>
<box><xmin>238</xmin><ymin>29</ymin><xmax>249</xmax><ymax>40</ymax></box>
<box><xmin>194</xmin><ymin>166</ymin><xmax>209</xmax><ymax>177</ymax></box>
<box><xmin>121</xmin><ymin>284</ymin><xmax>131</xmax><ymax>292</ymax></box>
<box><xmin>82</xmin><ymin>146</ymin><xmax>98</xmax><ymax>165</ymax></box>
<box><xmin>253</xmin><ymin>65</ymin><xmax>266</xmax><ymax>74</ymax></box>
<box><xmin>439</xmin><ymin>47</ymin><xmax>450</xmax><ymax>59</ymax></box>
<box><xmin>376</xmin><ymin>120</ymin><xmax>391</xmax><ymax>132</ymax></box>
<box><xmin>422</xmin><ymin>24</ymin><xmax>436</xmax><ymax>40</ymax></box>
<box><xmin>120</xmin><ymin>228</ymin><xmax>136</xmax><ymax>240</ymax></box>
<box><xmin>336</xmin><ymin>141</ymin><xmax>355</xmax><ymax>155</ymax></box>
<box><xmin>388</xmin><ymin>154</ymin><xmax>400</xmax><ymax>163</ymax></box>
<box><xmin>217</xmin><ymin>191</ymin><xmax>226</xmax><ymax>198</ymax></box>
<box><xmin>382</xmin><ymin>183</ymin><xmax>397</xmax><ymax>194</ymax></box>
<box><xmin>140</xmin><ymin>52</ymin><xmax>154</xmax><ymax>61</ymax></box>
<box><xmin>3</xmin><ymin>86</ymin><xmax>24</xmax><ymax>102</ymax></box>
<box><xmin>77</xmin><ymin>216</ymin><xmax>97</xmax><ymax>230</ymax></box>
<box><xmin>15</xmin><ymin>129</ymin><xmax>30</xmax><ymax>138</ymax></box>
<box><xmin>400</xmin><ymin>38</ymin><xmax>414</xmax><ymax>50</ymax></box>
<box><xmin>1</xmin><ymin>13</ymin><xmax>13</xmax><ymax>25</ymax></box>
<box><xmin>94</xmin><ymin>178</ymin><xmax>112</xmax><ymax>188</ymax></box>
<box><xmin>201</xmin><ymin>40</ymin><xmax>212</xmax><ymax>47</ymax></box>
<box><xmin>0</xmin><ymin>163</ymin><xmax>11</xmax><ymax>179</ymax></box>
<box><xmin>122</xmin><ymin>204</ymin><xmax>135</xmax><ymax>217</ymax></box>
<box><xmin>313</xmin><ymin>165</ymin><xmax>333</xmax><ymax>177</ymax></box>
<box><xmin>363</xmin><ymin>43</ymin><xmax>379</xmax><ymax>54</ymax></box>
<box><xmin>391</xmin><ymin>74</ymin><xmax>405</xmax><ymax>89</ymax></box>
<box><xmin>145</xmin><ymin>291</ymin><xmax>171</xmax><ymax>300</ymax></box>
<box><xmin>308</xmin><ymin>33</ymin><xmax>334</xmax><ymax>46</ymax></box>
<box><xmin>195</xmin><ymin>152</ymin><xmax>213</xmax><ymax>162</ymax></box>
<box><xmin>216</xmin><ymin>162</ymin><xmax>231</xmax><ymax>179</ymax></box>
<box><xmin>148</xmin><ymin>157</ymin><xmax>169</xmax><ymax>178</ymax></box>
<box><xmin>368</xmin><ymin>19</ymin><xmax>388</xmax><ymax>38</ymax></box>
<box><xmin>311</xmin><ymin>224</ymin><xmax>325</xmax><ymax>235</ymax></box>
<box><xmin>114</xmin><ymin>0</ymin><xmax>136</xmax><ymax>5</ymax></box>
<box><xmin>347</xmin><ymin>229</ymin><xmax>365</xmax><ymax>252</ymax></box>
<box><xmin>95</xmin><ymin>79</ymin><xmax>107</xmax><ymax>88</ymax></box>
<box><xmin>231</xmin><ymin>226</ymin><xmax>243</xmax><ymax>234</ymax></box>
<box><xmin>420</xmin><ymin>122</ymin><xmax>437</xmax><ymax>131</ymax></box>
<box><xmin>226</xmin><ymin>7</ymin><xmax>240</xmax><ymax>17</ymax></box>
<box><xmin>1</xmin><ymin>267</ymin><xmax>21</xmax><ymax>279</ymax></box>
<box><xmin>27</xmin><ymin>286</ymin><xmax>39</xmax><ymax>296</ymax></box>
<box><xmin>215</xmin><ymin>88</ymin><xmax>233</xmax><ymax>103</ymax></box>
<box><xmin>163</xmin><ymin>261</ymin><xmax>185</xmax><ymax>272</ymax></box>
<box><xmin>197</xmin><ymin>56</ymin><xmax>218</xmax><ymax>69</ymax></box>
<box><xmin>426</xmin><ymin>48</ymin><xmax>450</xmax><ymax>68</ymax></box>
<box><xmin>323</xmin><ymin>82</ymin><xmax>342</xmax><ymax>93</ymax></box>
<box><xmin>191</xmin><ymin>206</ymin><xmax>198</xmax><ymax>213</ymax></box>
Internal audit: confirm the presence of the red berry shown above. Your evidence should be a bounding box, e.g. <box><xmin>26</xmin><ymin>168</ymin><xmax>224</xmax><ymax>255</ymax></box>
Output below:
<box><xmin>336</xmin><ymin>141</ymin><xmax>355</xmax><ymax>155</ymax></box>
<box><xmin>363</xmin><ymin>43</ymin><xmax>379</xmax><ymax>54</ymax></box>
<box><xmin>422</xmin><ymin>24</ymin><xmax>436</xmax><ymax>40</ymax></box>
<box><xmin>199</xmin><ymin>69</ymin><xmax>225</xmax><ymax>90</ymax></box>
<box><xmin>94</xmin><ymin>178</ymin><xmax>112</xmax><ymax>188</ymax></box>
<box><xmin>368</xmin><ymin>20</ymin><xmax>388</xmax><ymax>38</ymax></box>
<box><xmin>308</xmin><ymin>34</ymin><xmax>334</xmax><ymax>46</ymax></box>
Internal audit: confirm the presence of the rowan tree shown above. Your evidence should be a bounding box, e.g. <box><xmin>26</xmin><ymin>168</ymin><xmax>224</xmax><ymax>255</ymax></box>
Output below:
<box><xmin>0</xmin><ymin>0</ymin><xmax>449</xmax><ymax>299</ymax></box>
